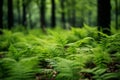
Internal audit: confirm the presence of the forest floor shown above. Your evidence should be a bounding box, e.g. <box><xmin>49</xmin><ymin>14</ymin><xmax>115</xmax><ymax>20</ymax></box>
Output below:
<box><xmin>0</xmin><ymin>26</ymin><xmax>120</xmax><ymax>80</ymax></box>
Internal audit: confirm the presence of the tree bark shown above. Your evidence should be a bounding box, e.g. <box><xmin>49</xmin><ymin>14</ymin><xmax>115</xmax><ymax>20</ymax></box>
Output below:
<box><xmin>17</xmin><ymin>0</ymin><xmax>21</xmax><ymax>25</ymax></box>
<box><xmin>71</xmin><ymin>0</ymin><xmax>76</xmax><ymax>27</ymax></box>
<box><xmin>40</xmin><ymin>0</ymin><xmax>46</xmax><ymax>32</ymax></box>
<box><xmin>61</xmin><ymin>0</ymin><xmax>66</xmax><ymax>29</ymax></box>
<box><xmin>22</xmin><ymin>0</ymin><xmax>27</xmax><ymax>27</ymax></box>
<box><xmin>97</xmin><ymin>0</ymin><xmax>111</xmax><ymax>35</ymax></box>
<box><xmin>88</xmin><ymin>1</ymin><xmax>92</xmax><ymax>26</ymax></box>
<box><xmin>51</xmin><ymin>0</ymin><xmax>56</xmax><ymax>28</ymax></box>
<box><xmin>115</xmin><ymin>0</ymin><xmax>118</xmax><ymax>29</ymax></box>
<box><xmin>88</xmin><ymin>11</ymin><xmax>92</xmax><ymax>26</ymax></box>
<box><xmin>80</xmin><ymin>9</ymin><xmax>85</xmax><ymax>27</ymax></box>
<box><xmin>66</xmin><ymin>1</ymin><xmax>72</xmax><ymax>27</ymax></box>
<box><xmin>8</xmin><ymin>0</ymin><xmax>14</xmax><ymax>29</ymax></box>
<box><xmin>0</xmin><ymin>0</ymin><xmax>3</xmax><ymax>31</ymax></box>
<box><xmin>28</xmin><ymin>11</ymin><xmax>33</xmax><ymax>29</ymax></box>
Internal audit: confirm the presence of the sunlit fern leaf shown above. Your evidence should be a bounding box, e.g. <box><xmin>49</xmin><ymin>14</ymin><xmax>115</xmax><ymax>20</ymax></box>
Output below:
<box><xmin>52</xmin><ymin>57</ymin><xmax>81</xmax><ymax>80</ymax></box>
<box><xmin>106</xmin><ymin>33</ymin><xmax>120</xmax><ymax>52</ymax></box>
<box><xmin>83</xmin><ymin>24</ymin><xmax>98</xmax><ymax>38</ymax></box>
<box><xmin>10</xmin><ymin>32</ymin><xmax>26</xmax><ymax>43</ymax></box>
<box><xmin>74</xmin><ymin>37</ymin><xmax>96</xmax><ymax>47</ymax></box>
<box><xmin>4</xmin><ymin>57</ymin><xmax>39</xmax><ymax>80</ymax></box>
<box><xmin>93</xmin><ymin>46</ymin><xmax>112</xmax><ymax>68</ymax></box>
<box><xmin>65</xmin><ymin>37</ymin><xmax>96</xmax><ymax>55</ymax></box>
<box><xmin>0</xmin><ymin>58</ymin><xmax>16</xmax><ymax>80</ymax></box>
<box><xmin>71</xmin><ymin>27</ymin><xmax>88</xmax><ymax>39</ymax></box>
<box><xmin>67</xmin><ymin>53</ymin><xmax>94</xmax><ymax>68</ymax></box>
<box><xmin>100</xmin><ymin>72</ymin><xmax>120</xmax><ymax>80</ymax></box>
<box><xmin>7</xmin><ymin>43</ymin><xmax>28</xmax><ymax>61</ymax></box>
<box><xmin>92</xmin><ymin>67</ymin><xmax>106</xmax><ymax>75</ymax></box>
<box><xmin>0</xmin><ymin>30</ymin><xmax>12</xmax><ymax>51</ymax></box>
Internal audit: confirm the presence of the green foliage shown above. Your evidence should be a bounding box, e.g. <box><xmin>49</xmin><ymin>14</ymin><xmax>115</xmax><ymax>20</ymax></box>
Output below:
<box><xmin>101</xmin><ymin>33</ymin><xmax>120</xmax><ymax>53</ymax></box>
<box><xmin>0</xmin><ymin>26</ymin><xmax>120</xmax><ymax>80</ymax></box>
<box><xmin>52</xmin><ymin>57</ymin><xmax>80</xmax><ymax>80</ymax></box>
<box><xmin>0</xmin><ymin>57</ymin><xmax>39</xmax><ymax>80</ymax></box>
<box><xmin>80</xmin><ymin>67</ymin><xmax>120</xmax><ymax>80</ymax></box>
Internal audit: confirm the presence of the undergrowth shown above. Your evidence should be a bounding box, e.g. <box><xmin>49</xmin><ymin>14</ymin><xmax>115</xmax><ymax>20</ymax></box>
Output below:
<box><xmin>0</xmin><ymin>25</ymin><xmax>120</xmax><ymax>80</ymax></box>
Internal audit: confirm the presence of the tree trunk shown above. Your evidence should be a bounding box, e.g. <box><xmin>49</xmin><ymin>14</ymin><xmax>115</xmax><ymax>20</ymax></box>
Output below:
<box><xmin>71</xmin><ymin>10</ymin><xmax>76</xmax><ymax>27</ymax></box>
<box><xmin>88</xmin><ymin>11</ymin><xmax>92</xmax><ymax>26</ymax></box>
<box><xmin>51</xmin><ymin>0</ymin><xmax>56</xmax><ymax>28</ymax></box>
<box><xmin>28</xmin><ymin>11</ymin><xmax>33</xmax><ymax>29</ymax></box>
<box><xmin>115</xmin><ymin>0</ymin><xmax>118</xmax><ymax>29</ymax></box>
<box><xmin>88</xmin><ymin>1</ymin><xmax>92</xmax><ymax>26</ymax></box>
<box><xmin>17</xmin><ymin>0</ymin><xmax>21</xmax><ymax>25</ymax></box>
<box><xmin>71</xmin><ymin>0</ymin><xmax>76</xmax><ymax>27</ymax></box>
<box><xmin>0</xmin><ymin>0</ymin><xmax>3</xmax><ymax>32</ymax></box>
<box><xmin>80</xmin><ymin>9</ymin><xmax>85</xmax><ymax>27</ymax></box>
<box><xmin>22</xmin><ymin>0</ymin><xmax>27</xmax><ymax>27</ymax></box>
<box><xmin>8</xmin><ymin>0</ymin><xmax>14</xmax><ymax>29</ymax></box>
<box><xmin>40</xmin><ymin>0</ymin><xmax>46</xmax><ymax>32</ymax></box>
<box><xmin>61</xmin><ymin>0</ymin><xmax>66</xmax><ymax>29</ymax></box>
<box><xmin>66</xmin><ymin>1</ymin><xmax>72</xmax><ymax>27</ymax></box>
<box><xmin>97</xmin><ymin>0</ymin><xmax>111</xmax><ymax>35</ymax></box>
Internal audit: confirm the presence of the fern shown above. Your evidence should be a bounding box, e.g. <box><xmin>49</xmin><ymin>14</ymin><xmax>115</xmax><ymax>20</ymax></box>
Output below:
<box><xmin>0</xmin><ymin>57</ymin><xmax>39</xmax><ymax>80</ymax></box>
<box><xmin>93</xmin><ymin>46</ymin><xmax>112</xmax><ymax>68</ymax></box>
<box><xmin>52</xmin><ymin>57</ymin><xmax>81</xmax><ymax>80</ymax></box>
<box><xmin>0</xmin><ymin>27</ymin><xmax>120</xmax><ymax>80</ymax></box>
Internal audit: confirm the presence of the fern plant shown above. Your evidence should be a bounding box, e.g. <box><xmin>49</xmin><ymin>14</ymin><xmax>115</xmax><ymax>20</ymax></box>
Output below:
<box><xmin>0</xmin><ymin>57</ymin><xmax>40</xmax><ymax>80</ymax></box>
<box><xmin>51</xmin><ymin>57</ymin><xmax>81</xmax><ymax>80</ymax></box>
<box><xmin>80</xmin><ymin>67</ymin><xmax>120</xmax><ymax>80</ymax></box>
<box><xmin>0</xmin><ymin>26</ymin><xmax>120</xmax><ymax>80</ymax></box>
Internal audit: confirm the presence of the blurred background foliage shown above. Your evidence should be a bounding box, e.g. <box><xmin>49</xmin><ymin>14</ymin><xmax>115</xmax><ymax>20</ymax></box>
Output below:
<box><xmin>0</xmin><ymin>0</ymin><xmax>120</xmax><ymax>80</ymax></box>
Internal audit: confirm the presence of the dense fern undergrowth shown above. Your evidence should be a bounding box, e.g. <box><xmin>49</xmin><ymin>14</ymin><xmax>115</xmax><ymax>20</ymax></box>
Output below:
<box><xmin>0</xmin><ymin>25</ymin><xmax>120</xmax><ymax>80</ymax></box>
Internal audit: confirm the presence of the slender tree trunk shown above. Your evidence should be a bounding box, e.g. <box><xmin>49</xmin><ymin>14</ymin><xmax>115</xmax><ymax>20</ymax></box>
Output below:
<box><xmin>22</xmin><ymin>0</ymin><xmax>27</xmax><ymax>27</ymax></box>
<box><xmin>8</xmin><ymin>0</ymin><xmax>14</xmax><ymax>29</ymax></box>
<box><xmin>28</xmin><ymin>11</ymin><xmax>33</xmax><ymax>29</ymax></box>
<box><xmin>115</xmin><ymin>0</ymin><xmax>118</xmax><ymax>29</ymax></box>
<box><xmin>88</xmin><ymin>11</ymin><xmax>92</xmax><ymax>26</ymax></box>
<box><xmin>51</xmin><ymin>0</ymin><xmax>56</xmax><ymax>28</ymax></box>
<box><xmin>0</xmin><ymin>0</ymin><xmax>3</xmax><ymax>32</ymax></box>
<box><xmin>71</xmin><ymin>10</ymin><xmax>76</xmax><ymax>27</ymax></box>
<box><xmin>119</xmin><ymin>0</ymin><xmax>120</xmax><ymax>27</ymax></box>
<box><xmin>71</xmin><ymin>0</ymin><xmax>76</xmax><ymax>27</ymax></box>
<box><xmin>66</xmin><ymin>1</ymin><xmax>72</xmax><ymax>27</ymax></box>
<box><xmin>97</xmin><ymin>0</ymin><xmax>111</xmax><ymax>35</ymax></box>
<box><xmin>81</xmin><ymin>9</ymin><xmax>85</xmax><ymax>27</ymax></box>
<box><xmin>61</xmin><ymin>0</ymin><xmax>66</xmax><ymax>29</ymax></box>
<box><xmin>40</xmin><ymin>0</ymin><xmax>46</xmax><ymax>32</ymax></box>
<box><xmin>88</xmin><ymin>1</ymin><xmax>92</xmax><ymax>26</ymax></box>
<box><xmin>67</xmin><ymin>10</ymin><xmax>71</xmax><ymax>26</ymax></box>
<box><xmin>17</xmin><ymin>0</ymin><xmax>21</xmax><ymax>25</ymax></box>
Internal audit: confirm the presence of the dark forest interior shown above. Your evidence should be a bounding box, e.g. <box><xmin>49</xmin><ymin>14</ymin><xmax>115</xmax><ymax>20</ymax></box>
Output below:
<box><xmin>0</xmin><ymin>0</ymin><xmax>120</xmax><ymax>80</ymax></box>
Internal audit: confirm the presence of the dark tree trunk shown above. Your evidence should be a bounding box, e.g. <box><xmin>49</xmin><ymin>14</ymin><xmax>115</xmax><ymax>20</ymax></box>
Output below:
<box><xmin>0</xmin><ymin>0</ymin><xmax>3</xmax><ymax>32</ymax></box>
<box><xmin>22</xmin><ymin>0</ymin><xmax>27</xmax><ymax>27</ymax></box>
<box><xmin>71</xmin><ymin>10</ymin><xmax>76</xmax><ymax>27</ymax></box>
<box><xmin>61</xmin><ymin>0</ymin><xmax>66</xmax><ymax>28</ymax></box>
<box><xmin>97</xmin><ymin>0</ymin><xmax>111</xmax><ymax>35</ymax></box>
<box><xmin>80</xmin><ymin>9</ymin><xmax>85</xmax><ymax>27</ymax></box>
<box><xmin>66</xmin><ymin>1</ymin><xmax>72</xmax><ymax>27</ymax></box>
<box><xmin>8</xmin><ymin>0</ymin><xmax>14</xmax><ymax>30</ymax></box>
<box><xmin>51</xmin><ymin>0</ymin><xmax>56</xmax><ymax>28</ymax></box>
<box><xmin>67</xmin><ymin>10</ymin><xmax>71</xmax><ymax>26</ymax></box>
<box><xmin>118</xmin><ymin>0</ymin><xmax>120</xmax><ymax>27</ymax></box>
<box><xmin>28</xmin><ymin>11</ymin><xmax>33</xmax><ymax>29</ymax></box>
<box><xmin>71</xmin><ymin>0</ymin><xmax>76</xmax><ymax>27</ymax></box>
<box><xmin>17</xmin><ymin>0</ymin><xmax>21</xmax><ymax>25</ymax></box>
<box><xmin>88</xmin><ymin>1</ymin><xmax>92</xmax><ymax>26</ymax></box>
<box><xmin>40</xmin><ymin>0</ymin><xmax>46</xmax><ymax>32</ymax></box>
<box><xmin>88</xmin><ymin>11</ymin><xmax>92</xmax><ymax>26</ymax></box>
<box><xmin>115</xmin><ymin>0</ymin><xmax>118</xmax><ymax>29</ymax></box>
